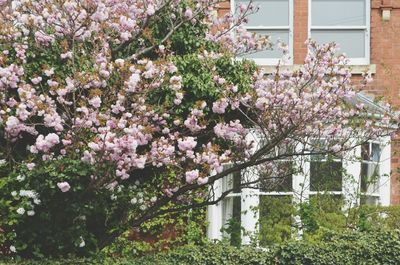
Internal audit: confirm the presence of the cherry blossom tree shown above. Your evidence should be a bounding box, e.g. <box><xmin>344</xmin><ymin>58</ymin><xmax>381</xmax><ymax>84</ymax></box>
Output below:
<box><xmin>0</xmin><ymin>0</ymin><xmax>395</xmax><ymax>256</ymax></box>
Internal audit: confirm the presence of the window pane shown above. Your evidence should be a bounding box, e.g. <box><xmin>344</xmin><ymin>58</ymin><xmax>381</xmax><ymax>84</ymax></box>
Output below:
<box><xmin>222</xmin><ymin>166</ymin><xmax>242</xmax><ymax>193</ymax></box>
<box><xmin>237</xmin><ymin>0</ymin><xmax>289</xmax><ymax>27</ymax></box>
<box><xmin>361</xmin><ymin>142</ymin><xmax>370</xmax><ymax>161</ymax></box>
<box><xmin>260</xmin><ymin>175</ymin><xmax>292</xmax><ymax>192</ymax></box>
<box><xmin>361</xmin><ymin>163</ymin><xmax>379</xmax><ymax>193</ymax></box>
<box><xmin>259</xmin><ymin>161</ymin><xmax>293</xmax><ymax>192</ymax></box>
<box><xmin>311</xmin><ymin>29</ymin><xmax>365</xmax><ymax>58</ymax></box>
<box><xmin>371</xmin><ymin>143</ymin><xmax>381</xmax><ymax>162</ymax></box>
<box><xmin>232</xmin><ymin>171</ymin><xmax>241</xmax><ymax>193</ymax></box>
<box><xmin>312</xmin><ymin>0</ymin><xmax>366</xmax><ymax>26</ymax></box>
<box><xmin>360</xmin><ymin>195</ymin><xmax>379</xmax><ymax>206</ymax></box>
<box><xmin>245</xmin><ymin>30</ymin><xmax>289</xmax><ymax>59</ymax></box>
<box><xmin>259</xmin><ymin>195</ymin><xmax>294</xmax><ymax>246</ymax></box>
<box><xmin>310</xmin><ymin>161</ymin><xmax>343</xmax><ymax>191</ymax></box>
<box><xmin>222</xmin><ymin>196</ymin><xmax>242</xmax><ymax>246</ymax></box>
<box><xmin>361</xmin><ymin>142</ymin><xmax>380</xmax><ymax>162</ymax></box>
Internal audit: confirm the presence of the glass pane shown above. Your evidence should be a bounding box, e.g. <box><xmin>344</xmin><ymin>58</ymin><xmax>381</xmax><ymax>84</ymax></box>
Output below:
<box><xmin>276</xmin><ymin>143</ymin><xmax>295</xmax><ymax>156</ymax></box>
<box><xmin>361</xmin><ymin>163</ymin><xmax>379</xmax><ymax>193</ymax></box>
<box><xmin>371</xmin><ymin>143</ymin><xmax>381</xmax><ymax>162</ymax></box>
<box><xmin>222</xmin><ymin>196</ymin><xmax>242</xmax><ymax>246</ymax></box>
<box><xmin>222</xmin><ymin>167</ymin><xmax>242</xmax><ymax>193</ymax></box>
<box><xmin>311</xmin><ymin>29</ymin><xmax>365</xmax><ymax>58</ymax></box>
<box><xmin>360</xmin><ymin>195</ymin><xmax>378</xmax><ymax>206</ymax></box>
<box><xmin>312</xmin><ymin>0</ymin><xmax>366</xmax><ymax>26</ymax></box>
<box><xmin>245</xmin><ymin>30</ymin><xmax>289</xmax><ymax>59</ymax></box>
<box><xmin>361</xmin><ymin>142</ymin><xmax>380</xmax><ymax>162</ymax></box>
<box><xmin>361</xmin><ymin>142</ymin><xmax>370</xmax><ymax>161</ymax></box>
<box><xmin>310</xmin><ymin>161</ymin><xmax>343</xmax><ymax>191</ymax></box>
<box><xmin>260</xmin><ymin>161</ymin><xmax>293</xmax><ymax>192</ymax></box>
<box><xmin>237</xmin><ymin>0</ymin><xmax>289</xmax><ymax>27</ymax></box>
<box><xmin>259</xmin><ymin>195</ymin><xmax>294</xmax><ymax>246</ymax></box>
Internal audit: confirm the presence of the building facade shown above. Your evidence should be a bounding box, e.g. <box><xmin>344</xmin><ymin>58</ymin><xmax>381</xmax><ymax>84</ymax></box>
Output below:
<box><xmin>208</xmin><ymin>0</ymin><xmax>400</xmax><ymax>243</ymax></box>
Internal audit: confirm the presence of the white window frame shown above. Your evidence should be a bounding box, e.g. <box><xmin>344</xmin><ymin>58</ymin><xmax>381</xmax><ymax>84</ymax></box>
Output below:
<box><xmin>308</xmin><ymin>0</ymin><xmax>371</xmax><ymax>65</ymax></box>
<box><xmin>207</xmin><ymin>137</ymin><xmax>391</xmax><ymax>243</ymax></box>
<box><xmin>231</xmin><ymin>0</ymin><xmax>294</xmax><ymax>65</ymax></box>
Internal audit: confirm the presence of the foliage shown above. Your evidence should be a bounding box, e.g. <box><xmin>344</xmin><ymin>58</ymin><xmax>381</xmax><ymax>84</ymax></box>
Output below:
<box><xmin>272</xmin><ymin>230</ymin><xmax>400</xmax><ymax>265</ymax></box>
<box><xmin>2</xmin><ymin>230</ymin><xmax>400</xmax><ymax>264</ymax></box>
<box><xmin>102</xmin><ymin>208</ymin><xmax>207</xmax><ymax>257</ymax></box>
<box><xmin>258</xmin><ymin>196</ymin><xmax>296</xmax><ymax>246</ymax></box>
<box><xmin>300</xmin><ymin>194</ymin><xmax>347</xmax><ymax>235</ymax></box>
<box><xmin>0</xmin><ymin>158</ymin><xmax>102</xmax><ymax>257</ymax></box>
<box><xmin>0</xmin><ymin>157</ymin><xmax>208</xmax><ymax>257</ymax></box>
<box><xmin>255</xmin><ymin>193</ymin><xmax>400</xmax><ymax>246</ymax></box>
<box><xmin>350</xmin><ymin>204</ymin><xmax>400</xmax><ymax>231</ymax></box>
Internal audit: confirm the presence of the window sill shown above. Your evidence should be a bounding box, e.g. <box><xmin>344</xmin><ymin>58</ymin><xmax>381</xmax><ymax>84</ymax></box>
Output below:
<box><xmin>260</xmin><ymin>64</ymin><xmax>376</xmax><ymax>74</ymax></box>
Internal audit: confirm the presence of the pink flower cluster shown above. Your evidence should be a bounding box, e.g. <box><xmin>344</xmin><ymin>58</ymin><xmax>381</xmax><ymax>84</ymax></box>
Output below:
<box><xmin>57</xmin><ymin>182</ymin><xmax>71</xmax><ymax>192</ymax></box>
<box><xmin>214</xmin><ymin>120</ymin><xmax>248</xmax><ymax>145</ymax></box>
<box><xmin>212</xmin><ymin>98</ymin><xmax>229</xmax><ymax>114</ymax></box>
<box><xmin>178</xmin><ymin>137</ymin><xmax>197</xmax><ymax>159</ymax></box>
<box><xmin>31</xmin><ymin>133</ymin><xmax>60</xmax><ymax>153</ymax></box>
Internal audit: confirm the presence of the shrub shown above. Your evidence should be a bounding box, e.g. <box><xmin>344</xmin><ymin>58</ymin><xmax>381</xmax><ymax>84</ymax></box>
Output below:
<box><xmin>2</xmin><ymin>230</ymin><xmax>400</xmax><ymax>265</ymax></box>
<box><xmin>258</xmin><ymin>196</ymin><xmax>296</xmax><ymax>246</ymax></box>
<box><xmin>351</xmin><ymin>205</ymin><xmax>400</xmax><ymax>231</ymax></box>
<box><xmin>273</xmin><ymin>230</ymin><xmax>400</xmax><ymax>265</ymax></box>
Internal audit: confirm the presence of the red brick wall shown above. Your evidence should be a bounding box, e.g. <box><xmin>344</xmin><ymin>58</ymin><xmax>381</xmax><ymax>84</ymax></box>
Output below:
<box><xmin>217</xmin><ymin>1</ymin><xmax>230</xmax><ymax>17</ymax></box>
<box><xmin>224</xmin><ymin>0</ymin><xmax>400</xmax><ymax>204</ymax></box>
<box><xmin>293</xmin><ymin>0</ymin><xmax>308</xmax><ymax>64</ymax></box>
<box><xmin>370</xmin><ymin>1</ymin><xmax>400</xmax><ymax>204</ymax></box>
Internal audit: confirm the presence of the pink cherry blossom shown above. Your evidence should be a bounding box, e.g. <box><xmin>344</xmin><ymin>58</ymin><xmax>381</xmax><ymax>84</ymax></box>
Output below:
<box><xmin>61</xmin><ymin>52</ymin><xmax>73</xmax><ymax>59</ymax></box>
<box><xmin>185</xmin><ymin>169</ymin><xmax>199</xmax><ymax>184</ymax></box>
<box><xmin>31</xmin><ymin>77</ymin><xmax>42</xmax><ymax>84</ymax></box>
<box><xmin>44</xmin><ymin>68</ymin><xmax>55</xmax><ymax>77</ymax></box>
<box><xmin>184</xmin><ymin>8</ymin><xmax>193</xmax><ymax>19</ymax></box>
<box><xmin>147</xmin><ymin>5</ymin><xmax>155</xmax><ymax>16</ymax></box>
<box><xmin>33</xmin><ymin>133</ymin><xmax>60</xmax><ymax>153</ymax></box>
<box><xmin>26</xmin><ymin>163</ymin><xmax>36</xmax><ymax>170</ymax></box>
<box><xmin>178</xmin><ymin>137</ymin><xmax>197</xmax><ymax>152</ymax></box>
<box><xmin>212</xmin><ymin>98</ymin><xmax>229</xmax><ymax>114</ymax></box>
<box><xmin>89</xmin><ymin>96</ymin><xmax>102</xmax><ymax>108</ymax></box>
<box><xmin>57</xmin><ymin>182</ymin><xmax>71</xmax><ymax>192</ymax></box>
<box><xmin>197</xmin><ymin>177</ymin><xmax>209</xmax><ymax>185</ymax></box>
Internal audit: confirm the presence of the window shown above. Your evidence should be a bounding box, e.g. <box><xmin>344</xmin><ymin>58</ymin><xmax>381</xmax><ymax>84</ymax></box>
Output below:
<box><xmin>360</xmin><ymin>142</ymin><xmax>381</xmax><ymax>205</ymax></box>
<box><xmin>310</xmin><ymin>157</ymin><xmax>343</xmax><ymax>192</ymax></box>
<box><xmin>309</xmin><ymin>140</ymin><xmax>343</xmax><ymax>193</ymax></box>
<box><xmin>259</xmin><ymin>161</ymin><xmax>293</xmax><ymax>192</ymax></box>
<box><xmin>234</xmin><ymin>0</ymin><xmax>293</xmax><ymax>65</ymax></box>
<box><xmin>309</xmin><ymin>0</ymin><xmax>370</xmax><ymax>65</ymax></box>
<box><xmin>209</xmin><ymin>138</ymin><xmax>391</xmax><ymax>245</ymax></box>
<box><xmin>221</xmin><ymin>196</ymin><xmax>242</xmax><ymax>245</ymax></box>
<box><xmin>221</xmin><ymin>168</ymin><xmax>242</xmax><ymax>245</ymax></box>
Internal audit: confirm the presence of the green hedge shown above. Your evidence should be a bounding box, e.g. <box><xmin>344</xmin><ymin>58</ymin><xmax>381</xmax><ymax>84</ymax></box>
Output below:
<box><xmin>2</xmin><ymin>230</ymin><xmax>400</xmax><ymax>265</ymax></box>
<box><xmin>272</xmin><ymin>230</ymin><xmax>400</xmax><ymax>265</ymax></box>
